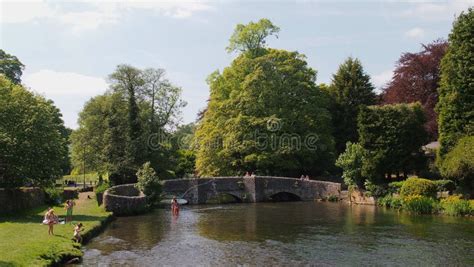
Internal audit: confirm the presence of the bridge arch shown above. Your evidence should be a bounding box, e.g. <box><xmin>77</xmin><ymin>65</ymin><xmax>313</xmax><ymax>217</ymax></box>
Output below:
<box><xmin>268</xmin><ymin>191</ymin><xmax>301</xmax><ymax>202</ymax></box>
<box><xmin>206</xmin><ymin>192</ymin><xmax>243</xmax><ymax>204</ymax></box>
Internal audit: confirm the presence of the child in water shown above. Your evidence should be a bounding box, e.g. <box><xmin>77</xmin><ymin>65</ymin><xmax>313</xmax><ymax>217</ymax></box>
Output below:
<box><xmin>171</xmin><ymin>197</ymin><xmax>180</xmax><ymax>215</ymax></box>
<box><xmin>73</xmin><ymin>223</ymin><xmax>84</xmax><ymax>243</ymax></box>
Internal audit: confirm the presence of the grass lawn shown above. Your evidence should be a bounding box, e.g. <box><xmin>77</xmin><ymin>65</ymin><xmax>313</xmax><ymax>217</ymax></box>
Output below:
<box><xmin>0</xmin><ymin>192</ymin><xmax>112</xmax><ymax>266</ymax></box>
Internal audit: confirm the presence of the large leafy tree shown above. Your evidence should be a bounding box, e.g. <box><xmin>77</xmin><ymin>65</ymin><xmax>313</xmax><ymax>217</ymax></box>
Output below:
<box><xmin>71</xmin><ymin>65</ymin><xmax>185</xmax><ymax>184</ymax></box>
<box><xmin>0</xmin><ymin>49</ymin><xmax>24</xmax><ymax>84</ymax></box>
<box><xmin>383</xmin><ymin>40</ymin><xmax>448</xmax><ymax>140</ymax></box>
<box><xmin>437</xmin><ymin>8</ymin><xmax>474</xmax><ymax>158</ymax></box>
<box><xmin>327</xmin><ymin>57</ymin><xmax>377</xmax><ymax>154</ymax></box>
<box><xmin>195</xmin><ymin>20</ymin><xmax>334</xmax><ymax>177</ymax></box>
<box><xmin>0</xmin><ymin>76</ymin><xmax>68</xmax><ymax>187</ymax></box>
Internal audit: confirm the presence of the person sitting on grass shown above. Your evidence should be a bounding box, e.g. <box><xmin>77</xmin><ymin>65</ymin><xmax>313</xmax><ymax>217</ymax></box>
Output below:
<box><xmin>43</xmin><ymin>208</ymin><xmax>58</xmax><ymax>235</ymax></box>
<box><xmin>73</xmin><ymin>223</ymin><xmax>84</xmax><ymax>243</ymax></box>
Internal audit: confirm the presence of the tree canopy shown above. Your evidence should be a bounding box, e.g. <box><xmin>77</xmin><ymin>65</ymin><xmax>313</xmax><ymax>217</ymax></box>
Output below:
<box><xmin>0</xmin><ymin>49</ymin><xmax>24</xmax><ymax>84</ymax></box>
<box><xmin>437</xmin><ymin>8</ymin><xmax>474</xmax><ymax>158</ymax></box>
<box><xmin>326</xmin><ymin>57</ymin><xmax>377</xmax><ymax>154</ymax></box>
<box><xmin>0</xmin><ymin>76</ymin><xmax>68</xmax><ymax>187</ymax></box>
<box><xmin>383</xmin><ymin>40</ymin><xmax>448</xmax><ymax>140</ymax></box>
<box><xmin>196</xmin><ymin>45</ymin><xmax>335</xmax><ymax>176</ymax></box>
<box><xmin>226</xmin><ymin>18</ymin><xmax>280</xmax><ymax>56</ymax></box>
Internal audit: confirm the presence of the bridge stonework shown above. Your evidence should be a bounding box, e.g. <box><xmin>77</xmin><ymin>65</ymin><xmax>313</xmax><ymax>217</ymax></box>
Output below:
<box><xmin>162</xmin><ymin>176</ymin><xmax>341</xmax><ymax>204</ymax></box>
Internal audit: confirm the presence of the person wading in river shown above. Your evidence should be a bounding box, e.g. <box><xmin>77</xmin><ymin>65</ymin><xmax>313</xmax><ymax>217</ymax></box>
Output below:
<box><xmin>171</xmin><ymin>197</ymin><xmax>180</xmax><ymax>216</ymax></box>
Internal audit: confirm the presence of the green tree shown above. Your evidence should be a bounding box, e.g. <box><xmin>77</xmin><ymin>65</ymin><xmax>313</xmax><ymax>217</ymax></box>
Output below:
<box><xmin>0</xmin><ymin>49</ymin><xmax>24</xmax><ymax>84</ymax></box>
<box><xmin>136</xmin><ymin>162</ymin><xmax>162</xmax><ymax>203</ymax></box>
<box><xmin>437</xmin><ymin>8</ymin><xmax>474</xmax><ymax>158</ymax></box>
<box><xmin>438</xmin><ymin>136</ymin><xmax>474</xmax><ymax>192</ymax></box>
<box><xmin>196</xmin><ymin>22</ymin><xmax>334</xmax><ymax>176</ymax></box>
<box><xmin>335</xmin><ymin>142</ymin><xmax>366</xmax><ymax>188</ymax></box>
<box><xmin>226</xmin><ymin>18</ymin><xmax>280</xmax><ymax>56</ymax></box>
<box><xmin>358</xmin><ymin>103</ymin><xmax>428</xmax><ymax>181</ymax></box>
<box><xmin>327</xmin><ymin>57</ymin><xmax>377</xmax><ymax>154</ymax></box>
<box><xmin>0</xmin><ymin>76</ymin><xmax>68</xmax><ymax>187</ymax></box>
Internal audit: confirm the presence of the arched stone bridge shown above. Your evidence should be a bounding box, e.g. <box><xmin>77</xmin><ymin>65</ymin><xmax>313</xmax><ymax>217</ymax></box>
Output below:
<box><xmin>162</xmin><ymin>176</ymin><xmax>341</xmax><ymax>204</ymax></box>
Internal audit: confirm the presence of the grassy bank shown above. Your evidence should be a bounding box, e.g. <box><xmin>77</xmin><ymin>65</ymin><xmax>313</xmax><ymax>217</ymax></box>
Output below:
<box><xmin>0</xmin><ymin>192</ymin><xmax>112</xmax><ymax>266</ymax></box>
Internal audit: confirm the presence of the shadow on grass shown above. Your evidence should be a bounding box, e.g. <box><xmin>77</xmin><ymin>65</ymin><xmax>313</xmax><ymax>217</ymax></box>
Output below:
<box><xmin>0</xmin><ymin>261</ymin><xmax>15</xmax><ymax>267</ymax></box>
<box><xmin>0</xmin><ymin>205</ymin><xmax>108</xmax><ymax>224</ymax></box>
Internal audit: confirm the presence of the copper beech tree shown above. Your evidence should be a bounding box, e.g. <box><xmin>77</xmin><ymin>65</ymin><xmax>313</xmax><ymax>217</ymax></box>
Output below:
<box><xmin>382</xmin><ymin>40</ymin><xmax>448</xmax><ymax>140</ymax></box>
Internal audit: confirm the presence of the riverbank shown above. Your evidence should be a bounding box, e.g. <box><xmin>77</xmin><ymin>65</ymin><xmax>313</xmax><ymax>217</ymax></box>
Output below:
<box><xmin>0</xmin><ymin>192</ymin><xmax>112</xmax><ymax>266</ymax></box>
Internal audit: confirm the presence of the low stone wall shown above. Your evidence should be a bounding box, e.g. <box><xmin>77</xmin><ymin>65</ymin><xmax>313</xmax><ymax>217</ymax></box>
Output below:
<box><xmin>0</xmin><ymin>187</ymin><xmax>45</xmax><ymax>214</ymax></box>
<box><xmin>103</xmin><ymin>184</ymin><xmax>147</xmax><ymax>216</ymax></box>
<box><xmin>349</xmin><ymin>189</ymin><xmax>376</xmax><ymax>205</ymax></box>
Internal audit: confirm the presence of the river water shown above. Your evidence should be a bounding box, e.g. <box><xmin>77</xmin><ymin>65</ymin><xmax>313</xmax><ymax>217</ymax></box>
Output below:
<box><xmin>80</xmin><ymin>202</ymin><xmax>474</xmax><ymax>266</ymax></box>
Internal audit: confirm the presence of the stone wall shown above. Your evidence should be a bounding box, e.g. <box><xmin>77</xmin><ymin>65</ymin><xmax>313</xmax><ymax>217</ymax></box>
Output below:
<box><xmin>103</xmin><ymin>184</ymin><xmax>147</xmax><ymax>216</ymax></box>
<box><xmin>0</xmin><ymin>187</ymin><xmax>45</xmax><ymax>214</ymax></box>
<box><xmin>349</xmin><ymin>189</ymin><xmax>376</xmax><ymax>205</ymax></box>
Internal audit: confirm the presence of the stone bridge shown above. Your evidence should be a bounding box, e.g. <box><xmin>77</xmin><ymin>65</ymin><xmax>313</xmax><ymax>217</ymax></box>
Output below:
<box><xmin>162</xmin><ymin>176</ymin><xmax>341</xmax><ymax>204</ymax></box>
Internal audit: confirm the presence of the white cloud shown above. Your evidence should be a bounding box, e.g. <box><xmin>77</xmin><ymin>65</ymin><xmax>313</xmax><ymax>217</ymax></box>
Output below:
<box><xmin>23</xmin><ymin>69</ymin><xmax>109</xmax><ymax>128</ymax></box>
<box><xmin>24</xmin><ymin>69</ymin><xmax>107</xmax><ymax>96</ymax></box>
<box><xmin>401</xmin><ymin>0</ymin><xmax>473</xmax><ymax>21</ymax></box>
<box><xmin>372</xmin><ymin>69</ymin><xmax>393</xmax><ymax>90</ymax></box>
<box><xmin>0</xmin><ymin>0</ymin><xmax>215</xmax><ymax>32</ymax></box>
<box><xmin>405</xmin><ymin>27</ymin><xmax>425</xmax><ymax>39</ymax></box>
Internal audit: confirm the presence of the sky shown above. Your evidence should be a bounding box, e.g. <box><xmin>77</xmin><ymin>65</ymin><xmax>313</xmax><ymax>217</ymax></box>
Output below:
<box><xmin>1</xmin><ymin>0</ymin><xmax>472</xmax><ymax>129</ymax></box>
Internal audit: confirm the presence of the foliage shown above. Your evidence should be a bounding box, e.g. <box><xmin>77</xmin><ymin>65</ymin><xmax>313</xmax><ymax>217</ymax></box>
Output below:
<box><xmin>174</xmin><ymin>150</ymin><xmax>196</xmax><ymax>178</ymax></box>
<box><xmin>388</xmin><ymin>181</ymin><xmax>405</xmax><ymax>194</ymax></box>
<box><xmin>440</xmin><ymin>195</ymin><xmax>473</xmax><ymax>216</ymax></box>
<box><xmin>94</xmin><ymin>181</ymin><xmax>110</xmax><ymax>195</ymax></box>
<box><xmin>378</xmin><ymin>194</ymin><xmax>403</xmax><ymax>209</ymax></box>
<box><xmin>400</xmin><ymin>177</ymin><xmax>437</xmax><ymax>198</ymax></box>
<box><xmin>0</xmin><ymin>49</ymin><xmax>24</xmax><ymax>84</ymax></box>
<box><xmin>136</xmin><ymin>162</ymin><xmax>162</xmax><ymax>203</ymax></box>
<box><xmin>44</xmin><ymin>187</ymin><xmax>63</xmax><ymax>205</ymax></box>
<box><xmin>335</xmin><ymin>142</ymin><xmax>366</xmax><ymax>187</ymax></box>
<box><xmin>327</xmin><ymin>57</ymin><xmax>377</xmax><ymax>153</ymax></box>
<box><xmin>358</xmin><ymin>103</ymin><xmax>428</xmax><ymax>181</ymax></box>
<box><xmin>0</xmin><ymin>76</ymin><xmax>69</xmax><ymax>187</ymax></box>
<box><xmin>70</xmin><ymin>65</ymin><xmax>186</xmax><ymax>185</ymax></box>
<box><xmin>195</xmin><ymin>47</ymin><xmax>335</xmax><ymax>177</ymax></box>
<box><xmin>438</xmin><ymin>136</ymin><xmax>474</xmax><ymax>187</ymax></box>
<box><xmin>437</xmin><ymin>8</ymin><xmax>474</xmax><ymax>157</ymax></box>
<box><xmin>402</xmin><ymin>195</ymin><xmax>436</xmax><ymax>214</ymax></box>
<box><xmin>364</xmin><ymin>180</ymin><xmax>387</xmax><ymax>197</ymax></box>
<box><xmin>327</xmin><ymin>195</ymin><xmax>339</xmax><ymax>202</ymax></box>
<box><xmin>226</xmin><ymin>18</ymin><xmax>280</xmax><ymax>56</ymax></box>
<box><xmin>382</xmin><ymin>40</ymin><xmax>448</xmax><ymax>140</ymax></box>
<box><xmin>432</xmin><ymin>179</ymin><xmax>456</xmax><ymax>192</ymax></box>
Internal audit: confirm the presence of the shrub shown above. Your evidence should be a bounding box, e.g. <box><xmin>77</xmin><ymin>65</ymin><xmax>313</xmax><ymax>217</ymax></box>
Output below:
<box><xmin>402</xmin><ymin>195</ymin><xmax>436</xmax><ymax>214</ymax></box>
<box><xmin>400</xmin><ymin>177</ymin><xmax>437</xmax><ymax>198</ymax></box>
<box><xmin>388</xmin><ymin>181</ymin><xmax>404</xmax><ymax>194</ymax></box>
<box><xmin>438</xmin><ymin>136</ymin><xmax>474</xmax><ymax>192</ymax></box>
<box><xmin>440</xmin><ymin>195</ymin><xmax>473</xmax><ymax>216</ymax></box>
<box><xmin>335</xmin><ymin>142</ymin><xmax>366</xmax><ymax>188</ymax></box>
<box><xmin>364</xmin><ymin>180</ymin><xmax>387</xmax><ymax>197</ymax></box>
<box><xmin>44</xmin><ymin>187</ymin><xmax>62</xmax><ymax>205</ymax></box>
<box><xmin>433</xmin><ymin>179</ymin><xmax>456</xmax><ymax>192</ymax></box>
<box><xmin>327</xmin><ymin>195</ymin><xmax>339</xmax><ymax>202</ymax></box>
<box><xmin>378</xmin><ymin>194</ymin><xmax>402</xmax><ymax>209</ymax></box>
<box><xmin>136</xmin><ymin>162</ymin><xmax>162</xmax><ymax>203</ymax></box>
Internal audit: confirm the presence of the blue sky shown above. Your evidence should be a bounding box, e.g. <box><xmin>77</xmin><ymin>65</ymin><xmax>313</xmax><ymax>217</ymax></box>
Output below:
<box><xmin>1</xmin><ymin>0</ymin><xmax>472</xmax><ymax>128</ymax></box>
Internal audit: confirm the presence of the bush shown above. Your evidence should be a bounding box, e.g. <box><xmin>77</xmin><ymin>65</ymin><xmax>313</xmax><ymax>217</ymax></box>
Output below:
<box><xmin>364</xmin><ymin>180</ymin><xmax>387</xmax><ymax>197</ymax></box>
<box><xmin>433</xmin><ymin>179</ymin><xmax>456</xmax><ymax>192</ymax></box>
<box><xmin>136</xmin><ymin>162</ymin><xmax>162</xmax><ymax>203</ymax></box>
<box><xmin>440</xmin><ymin>195</ymin><xmax>473</xmax><ymax>216</ymax></box>
<box><xmin>44</xmin><ymin>187</ymin><xmax>62</xmax><ymax>205</ymax></box>
<box><xmin>400</xmin><ymin>177</ymin><xmax>437</xmax><ymax>198</ymax></box>
<box><xmin>402</xmin><ymin>195</ymin><xmax>436</xmax><ymax>214</ymax></box>
<box><xmin>336</xmin><ymin>142</ymin><xmax>366</xmax><ymax>188</ymax></box>
<box><xmin>327</xmin><ymin>195</ymin><xmax>339</xmax><ymax>202</ymax></box>
<box><xmin>438</xmin><ymin>136</ymin><xmax>474</xmax><ymax>191</ymax></box>
<box><xmin>388</xmin><ymin>181</ymin><xmax>404</xmax><ymax>194</ymax></box>
<box><xmin>378</xmin><ymin>194</ymin><xmax>402</xmax><ymax>209</ymax></box>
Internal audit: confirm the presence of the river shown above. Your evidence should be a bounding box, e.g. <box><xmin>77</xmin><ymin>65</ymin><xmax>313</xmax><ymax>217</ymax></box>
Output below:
<box><xmin>79</xmin><ymin>202</ymin><xmax>474</xmax><ymax>266</ymax></box>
